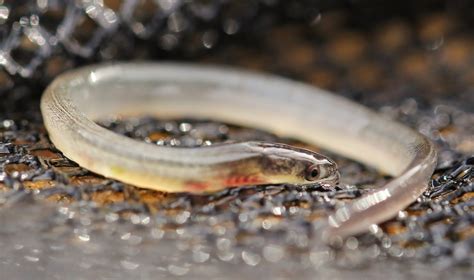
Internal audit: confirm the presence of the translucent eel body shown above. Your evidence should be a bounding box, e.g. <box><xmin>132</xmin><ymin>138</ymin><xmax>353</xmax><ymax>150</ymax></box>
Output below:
<box><xmin>40</xmin><ymin>63</ymin><xmax>437</xmax><ymax>237</ymax></box>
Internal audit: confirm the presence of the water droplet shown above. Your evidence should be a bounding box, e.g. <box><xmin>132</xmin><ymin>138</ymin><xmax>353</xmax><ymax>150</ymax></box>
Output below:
<box><xmin>202</xmin><ymin>30</ymin><xmax>217</xmax><ymax>49</ymax></box>
<box><xmin>262</xmin><ymin>244</ymin><xmax>284</xmax><ymax>262</ymax></box>
<box><xmin>151</xmin><ymin>228</ymin><xmax>164</xmax><ymax>239</ymax></box>
<box><xmin>345</xmin><ymin>237</ymin><xmax>359</xmax><ymax>250</ymax></box>
<box><xmin>192</xmin><ymin>250</ymin><xmax>210</xmax><ymax>263</ymax></box>
<box><xmin>216</xmin><ymin>238</ymin><xmax>231</xmax><ymax>251</ymax></box>
<box><xmin>0</xmin><ymin>5</ymin><xmax>9</xmax><ymax>24</ymax></box>
<box><xmin>168</xmin><ymin>264</ymin><xmax>189</xmax><ymax>276</ymax></box>
<box><xmin>223</xmin><ymin>19</ymin><xmax>239</xmax><ymax>35</ymax></box>
<box><xmin>310</xmin><ymin>13</ymin><xmax>322</xmax><ymax>25</ymax></box>
<box><xmin>24</xmin><ymin>255</ymin><xmax>39</xmax><ymax>262</ymax></box>
<box><xmin>272</xmin><ymin>206</ymin><xmax>284</xmax><ymax>216</ymax></box>
<box><xmin>179</xmin><ymin>123</ymin><xmax>192</xmax><ymax>132</ymax></box>
<box><xmin>217</xmin><ymin>250</ymin><xmax>234</xmax><ymax>262</ymax></box>
<box><xmin>77</xmin><ymin>233</ymin><xmax>90</xmax><ymax>242</ymax></box>
<box><xmin>175</xmin><ymin>211</ymin><xmax>190</xmax><ymax>224</ymax></box>
<box><xmin>167</xmin><ymin>12</ymin><xmax>187</xmax><ymax>33</ymax></box>
<box><xmin>105</xmin><ymin>213</ymin><xmax>119</xmax><ymax>223</ymax></box>
<box><xmin>242</xmin><ymin>251</ymin><xmax>261</xmax><ymax>266</ymax></box>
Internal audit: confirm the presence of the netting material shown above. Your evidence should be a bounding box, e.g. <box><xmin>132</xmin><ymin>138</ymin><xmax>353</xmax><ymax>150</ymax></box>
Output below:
<box><xmin>0</xmin><ymin>0</ymin><xmax>473</xmax><ymax>278</ymax></box>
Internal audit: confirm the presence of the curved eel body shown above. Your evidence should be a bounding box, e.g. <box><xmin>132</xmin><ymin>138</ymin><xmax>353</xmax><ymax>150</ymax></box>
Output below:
<box><xmin>41</xmin><ymin>63</ymin><xmax>437</xmax><ymax>238</ymax></box>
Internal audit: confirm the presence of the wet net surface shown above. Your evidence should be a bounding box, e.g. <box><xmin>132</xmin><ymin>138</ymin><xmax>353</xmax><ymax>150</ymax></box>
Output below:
<box><xmin>0</xmin><ymin>0</ymin><xmax>473</xmax><ymax>279</ymax></box>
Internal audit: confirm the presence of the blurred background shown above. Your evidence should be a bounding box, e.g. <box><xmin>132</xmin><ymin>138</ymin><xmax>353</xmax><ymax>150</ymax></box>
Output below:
<box><xmin>0</xmin><ymin>1</ymin><xmax>473</xmax><ymax>279</ymax></box>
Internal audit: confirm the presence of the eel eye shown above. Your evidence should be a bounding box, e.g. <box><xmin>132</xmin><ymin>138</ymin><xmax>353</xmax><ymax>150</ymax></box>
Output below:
<box><xmin>305</xmin><ymin>165</ymin><xmax>320</xmax><ymax>181</ymax></box>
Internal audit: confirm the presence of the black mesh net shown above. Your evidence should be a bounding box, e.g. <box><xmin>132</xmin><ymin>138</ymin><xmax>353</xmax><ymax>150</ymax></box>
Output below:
<box><xmin>0</xmin><ymin>0</ymin><xmax>473</xmax><ymax>278</ymax></box>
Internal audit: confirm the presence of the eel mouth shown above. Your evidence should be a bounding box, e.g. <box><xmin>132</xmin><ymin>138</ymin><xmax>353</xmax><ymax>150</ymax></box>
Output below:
<box><xmin>319</xmin><ymin>171</ymin><xmax>340</xmax><ymax>189</ymax></box>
